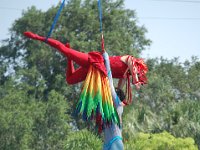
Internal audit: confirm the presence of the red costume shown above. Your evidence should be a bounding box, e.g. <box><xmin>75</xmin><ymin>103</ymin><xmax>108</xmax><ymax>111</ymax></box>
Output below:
<box><xmin>66</xmin><ymin>51</ymin><xmax>128</xmax><ymax>84</ymax></box>
<box><xmin>24</xmin><ymin>31</ymin><xmax>148</xmax><ymax>100</ymax></box>
<box><xmin>24</xmin><ymin>32</ymin><xmax>138</xmax><ymax>80</ymax></box>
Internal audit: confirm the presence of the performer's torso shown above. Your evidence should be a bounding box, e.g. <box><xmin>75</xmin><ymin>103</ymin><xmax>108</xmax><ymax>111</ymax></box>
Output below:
<box><xmin>88</xmin><ymin>52</ymin><xmax>128</xmax><ymax>79</ymax></box>
<box><xmin>109</xmin><ymin>56</ymin><xmax>127</xmax><ymax>78</ymax></box>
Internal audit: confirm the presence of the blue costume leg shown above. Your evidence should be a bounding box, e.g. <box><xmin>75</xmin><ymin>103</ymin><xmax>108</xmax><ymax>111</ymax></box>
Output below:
<box><xmin>109</xmin><ymin>139</ymin><xmax>123</xmax><ymax>150</ymax></box>
<box><xmin>103</xmin><ymin>137</ymin><xmax>123</xmax><ymax>150</ymax></box>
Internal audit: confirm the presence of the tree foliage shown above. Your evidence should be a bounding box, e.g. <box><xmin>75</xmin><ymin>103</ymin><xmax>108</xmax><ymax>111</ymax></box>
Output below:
<box><xmin>0</xmin><ymin>0</ymin><xmax>199</xmax><ymax>149</ymax></box>
<box><xmin>123</xmin><ymin>57</ymin><xmax>200</xmax><ymax>149</ymax></box>
<box><xmin>64</xmin><ymin>130</ymin><xmax>102</xmax><ymax>150</ymax></box>
<box><xmin>125</xmin><ymin>131</ymin><xmax>198</xmax><ymax>150</ymax></box>
<box><xmin>0</xmin><ymin>79</ymin><xmax>70</xmax><ymax>150</ymax></box>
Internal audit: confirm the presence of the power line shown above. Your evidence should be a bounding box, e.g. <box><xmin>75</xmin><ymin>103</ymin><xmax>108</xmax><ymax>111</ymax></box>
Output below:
<box><xmin>140</xmin><ymin>17</ymin><xmax>200</xmax><ymax>20</ymax></box>
<box><xmin>0</xmin><ymin>7</ymin><xmax>22</xmax><ymax>11</ymax></box>
<box><xmin>1</xmin><ymin>6</ymin><xmax>200</xmax><ymax>21</ymax></box>
<box><xmin>150</xmin><ymin>0</ymin><xmax>200</xmax><ymax>3</ymax></box>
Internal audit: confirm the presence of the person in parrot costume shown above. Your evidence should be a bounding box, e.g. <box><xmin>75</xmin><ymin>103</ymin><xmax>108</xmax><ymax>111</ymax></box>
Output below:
<box><xmin>24</xmin><ymin>31</ymin><xmax>148</xmax><ymax>102</ymax></box>
<box><xmin>24</xmin><ymin>31</ymin><xmax>148</xmax><ymax>150</ymax></box>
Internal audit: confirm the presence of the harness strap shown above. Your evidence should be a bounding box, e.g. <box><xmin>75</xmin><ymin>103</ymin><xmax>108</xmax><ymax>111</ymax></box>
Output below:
<box><xmin>45</xmin><ymin>0</ymin><xmax>66</xmax><ymax>42</ymax></box>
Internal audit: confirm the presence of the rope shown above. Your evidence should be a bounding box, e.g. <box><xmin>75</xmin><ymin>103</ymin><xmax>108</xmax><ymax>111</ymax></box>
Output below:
<box><xmin>98</xmin><ymin>0</ymin><xmax>105</xmax><ymax>52</ymax></box>
<box><xmin>98</xmin><ymin>0</ymin><xmax>103</xmax><ymax>33</ymax></box>
<box><xmin>45</xmin><ymin>0</ymin><xmax>66</xmax><ymax>42</ymax></box>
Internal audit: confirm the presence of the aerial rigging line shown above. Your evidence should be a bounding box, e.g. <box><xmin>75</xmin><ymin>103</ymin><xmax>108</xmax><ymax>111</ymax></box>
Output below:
<box><xmin>98</xmin><ymin>0</ymin><xmax>105</xmax><ymax>52</ymax></box>
<box><xmin>45</xmin><ymin>0</ymin><xmax>66</xmax><ymax>42</ymax></box>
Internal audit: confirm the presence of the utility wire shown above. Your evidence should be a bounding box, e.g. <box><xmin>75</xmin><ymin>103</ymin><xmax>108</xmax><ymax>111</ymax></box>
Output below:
<box><xmin>150</xmin><ymin>0</ymin><xmax>200</xmax><ymax>3</ymax></box>
<box><xmin>140</xmin><ymin>17</ymin><xmax>200</xmax><ymax>20</ymax></box>
<box><xmin>1</xmin><ymin>6</ymin><xmax>200</xmax><ymax>21</ymax></box>
<box><xmin>0</xmin><ymin>7</ymin><xmax>22</xmax><ymax>11</ymax></box>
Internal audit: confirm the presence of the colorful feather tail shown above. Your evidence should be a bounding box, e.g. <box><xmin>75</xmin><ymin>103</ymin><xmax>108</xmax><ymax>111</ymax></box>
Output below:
<box><xmin>75</xmin><ymin>65</ymin><xmax>120</xmax><ymax>132</ymax></box>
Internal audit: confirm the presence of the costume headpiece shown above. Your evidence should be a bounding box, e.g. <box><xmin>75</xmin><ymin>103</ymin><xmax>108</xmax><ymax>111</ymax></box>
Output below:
<box><xmin>124</xmin><ymin>56</ymin><xmax>148</xmax><ymax>104</ymax></box>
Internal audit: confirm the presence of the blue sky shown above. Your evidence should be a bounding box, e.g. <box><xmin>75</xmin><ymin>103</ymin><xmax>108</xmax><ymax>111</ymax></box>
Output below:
<box><xmin>0</xmin><ymin>0</ymin><xmax>200</xmax><ymax>62</ymax></box>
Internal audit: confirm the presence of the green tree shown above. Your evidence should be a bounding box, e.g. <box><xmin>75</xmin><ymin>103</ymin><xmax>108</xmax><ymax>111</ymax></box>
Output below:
<box><xmin>2</xmin><ymin>0</ymin><xmax>150</xmax><ymax>125</ymax></box>
<box><xmin>0</xmin><ymin>78</ymin><xmax>71</xmax><ymax>150</ymax></box>
<box><xmin>0</xmin><ymin>0</ymin><xmax>151</xmax><ymax>149</ymax></box>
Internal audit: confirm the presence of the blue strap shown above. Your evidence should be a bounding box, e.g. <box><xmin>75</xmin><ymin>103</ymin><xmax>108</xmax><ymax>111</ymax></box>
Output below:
<box><xmin>98</xmin><ymin>0</ymin><xmax>103</xmax><ymax>33</ymax></box>
<box><xmin>104</xmin><ymin>136</ymin><xmax>123</xmax><ymax>149</ymax></box>
<box><xmin>45</xmin><ymin>0</ymin><xmax>66</xmax><ymax>42</ymax></box>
